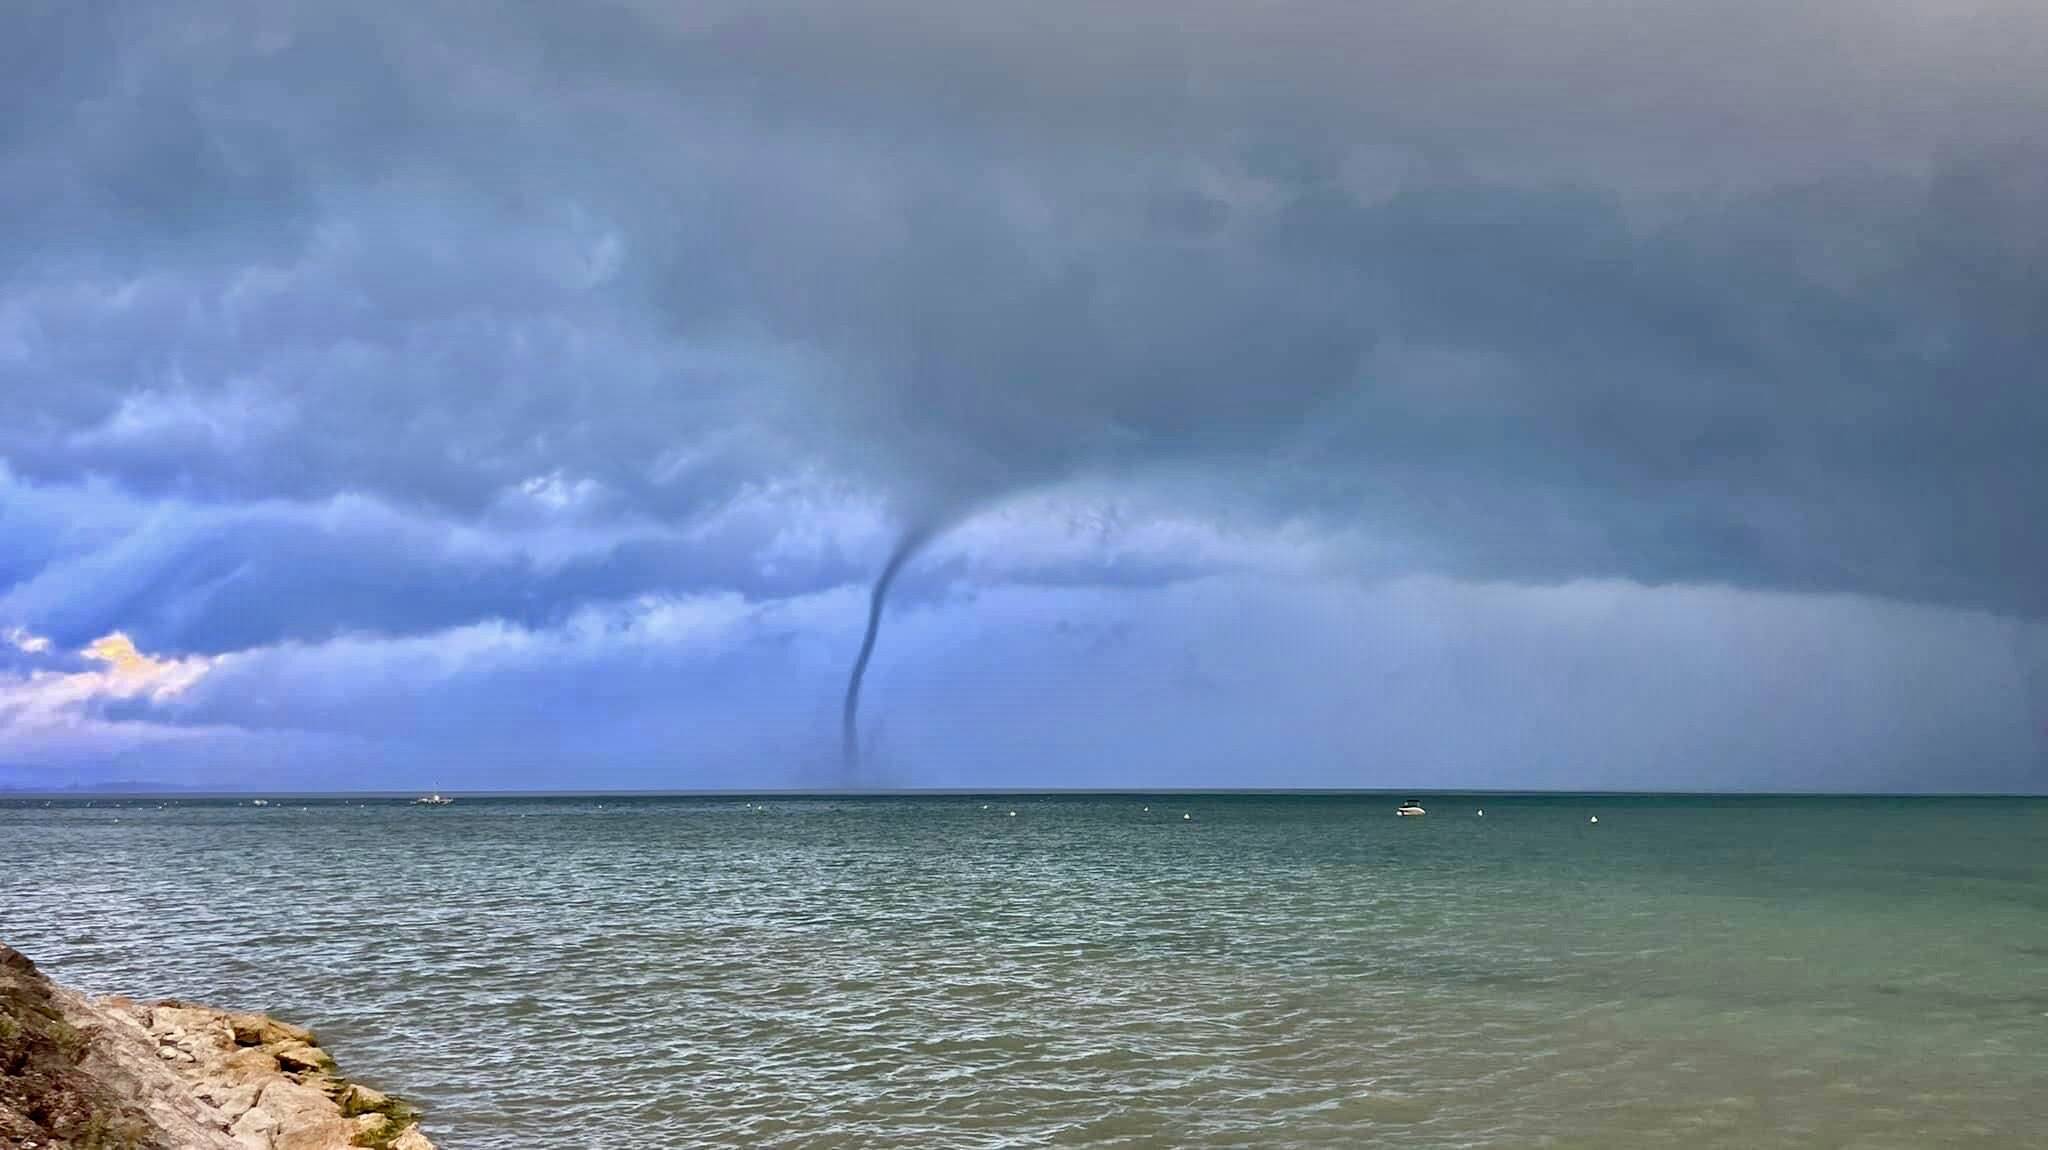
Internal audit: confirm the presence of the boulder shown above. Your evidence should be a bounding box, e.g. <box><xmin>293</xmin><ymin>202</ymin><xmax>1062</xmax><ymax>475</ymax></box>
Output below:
<box><xmin>195</xmin><ymin>1080</ymin><xmax>263</xmax><ymax>1122</ymax></box>
<box><xmin>270</xmin><ymin>1041</ymin><xmax>334</xmax><ymax>1075</ymax></box>
<box><xmin>348</xmin><ymin>1083</ymin><xmax>390</xmax><ymax>1109</ymax></box>
<box><xmin>221</xmin><ymin>1044</ymin><xmax>287</xmax><ymax>1083</ymax></box>
<box><xmin>228</xmin><ymin>1012</ymin><xmax>316</xmax><ymax>1049</ymax></box>
<box><xmin>230</xmin><ymin>1101</ymin><xmax>279</xmax><ymax>1147</ymax></box>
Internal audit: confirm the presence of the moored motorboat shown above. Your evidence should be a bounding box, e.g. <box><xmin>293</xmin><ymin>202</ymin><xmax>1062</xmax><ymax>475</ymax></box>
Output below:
<box><xmin>413</xmin><ymin>793</ymin><xmax>454</xmax><ymax>806</ymax></box>
<box><xmin>1396</xmin><ymin>800</ymin><xmax>1426</xmax><ymax>817</ymax></box>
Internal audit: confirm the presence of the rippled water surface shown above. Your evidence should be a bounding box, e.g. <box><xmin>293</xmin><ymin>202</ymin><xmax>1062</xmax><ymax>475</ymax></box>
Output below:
<box><xmin>4</xmin><ymin>794</ymin><xmax>2046</xmax><ymax>1147</ymax></box>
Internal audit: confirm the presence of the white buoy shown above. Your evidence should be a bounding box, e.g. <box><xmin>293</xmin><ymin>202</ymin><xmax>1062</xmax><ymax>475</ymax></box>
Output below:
<box><xmin>1476</xmin><ymin>809</ymin><xmax>1485</xmax><ymax>817</ymax></box>
<box><xmin>1589</xmin><ymin>815</ymin><xmax>1599</xmax><ymax>824</ymax></box>
<box><xmin>1183</xmin><ymin>812</ymin><xmax>1193</xmax><ymax>821</ymax></box>
<box><xmin>1008</xmin><ymin>810</ymin><xmax>1017</xmax><ymax>817</ymax></box>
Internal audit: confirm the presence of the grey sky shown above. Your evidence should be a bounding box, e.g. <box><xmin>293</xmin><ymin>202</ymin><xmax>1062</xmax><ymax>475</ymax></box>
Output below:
<box><xmin>1</xmin><ymin>1</ymin><xmax>2043</xmax><ymax>790</ymax></box>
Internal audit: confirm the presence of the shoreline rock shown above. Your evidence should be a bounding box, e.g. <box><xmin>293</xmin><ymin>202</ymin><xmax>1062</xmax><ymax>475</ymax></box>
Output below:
<box><xmin>2</xmin><ymin>942</ymin><xmax>434</xmax><ymax>1150</ymax></box>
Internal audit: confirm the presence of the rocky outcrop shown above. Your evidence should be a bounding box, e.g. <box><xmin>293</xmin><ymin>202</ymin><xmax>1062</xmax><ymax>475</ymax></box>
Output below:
<box><xmin>1</xmin><ymin>942</ymin><xmax>156</xmax><ymax>1149</ymax></box>
<box><xmin>1</xmin><ymin>943</ymin><xmax>433</xmax><ymax>1150</ymax></box>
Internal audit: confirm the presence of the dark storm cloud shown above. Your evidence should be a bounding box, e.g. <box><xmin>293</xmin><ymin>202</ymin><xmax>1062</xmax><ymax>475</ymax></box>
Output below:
<box><xmin>2</xmin><ymin>0</ymin><xmax>2045</xmax><ymax>624</ymax></box>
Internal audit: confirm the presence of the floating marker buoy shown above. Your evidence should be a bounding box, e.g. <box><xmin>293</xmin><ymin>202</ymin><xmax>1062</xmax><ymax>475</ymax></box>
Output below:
<box><xmin>1008</xmin><ymin>810</ymin><xmax>1017</xmax><ymax>817</ymax></box>
<box><xmin>1476</xmin><ymin>809</ymin><xmax>1484</xmax><ymax>817</ymax></box>
<box><xmin>1589</xmin><ymin>815</ymin><xmax>1599</xmax><ymax>824</ymax></box>
<box><xmin>1183</xmin><ymin>812</ymin><xmax>1193</xmax><ymax>821</ymax></box>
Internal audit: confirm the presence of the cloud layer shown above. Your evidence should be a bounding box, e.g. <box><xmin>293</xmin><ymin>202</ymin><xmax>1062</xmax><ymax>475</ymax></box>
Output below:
<box><xmin>2</xmin><ymin>1</ymin><xmax>2044</xmax><ymax>789</ymax></box>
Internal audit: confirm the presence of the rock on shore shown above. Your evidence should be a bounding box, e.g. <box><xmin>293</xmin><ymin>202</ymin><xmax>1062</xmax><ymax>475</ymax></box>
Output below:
<box><xmin>2</xmin><ymin>942</ymin><xmax>433</xmax><ymax>1150</ymax></box>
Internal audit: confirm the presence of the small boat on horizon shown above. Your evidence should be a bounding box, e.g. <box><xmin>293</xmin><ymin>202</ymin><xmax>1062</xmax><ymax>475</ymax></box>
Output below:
<box><xmin>1396</xmin><ymin>800</ymin><xmax>1426</xmax><ymax>817</ymax></box>
<box><xmin>413</xmin><ymin>793</ymin><xmax>454</xmax><ymax>806</ymax></box>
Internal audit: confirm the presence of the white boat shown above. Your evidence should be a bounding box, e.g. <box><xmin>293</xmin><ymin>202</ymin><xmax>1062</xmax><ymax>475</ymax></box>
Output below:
<box><xmin>1396</xmin><ymin>800</ymin><xmax>1426</xmax><ymax>817</ymax></box>
<box><xmin>413</xmin><ymin>793</ymin><xmax>454</xmax><ymax>806</ymax></box>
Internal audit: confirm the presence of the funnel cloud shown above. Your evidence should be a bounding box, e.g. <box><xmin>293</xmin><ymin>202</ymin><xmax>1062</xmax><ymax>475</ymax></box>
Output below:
<box><xmin>842</xmin><ymin>521</ymin><xmax>948</xmax><ymax>778</ymax></box>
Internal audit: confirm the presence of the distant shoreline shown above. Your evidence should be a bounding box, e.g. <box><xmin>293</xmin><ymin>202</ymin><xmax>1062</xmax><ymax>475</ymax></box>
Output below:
<box><xmin>7</xmin><ymin>788</ymin><xmax>2043</xmax><ymax>800</ymax></box>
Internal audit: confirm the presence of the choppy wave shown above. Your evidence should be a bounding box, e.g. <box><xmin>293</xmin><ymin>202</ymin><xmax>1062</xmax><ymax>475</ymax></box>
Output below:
<box><xmin>4</xmin><ymin>794</ymin><xmax>2044</xmax><ymax>1148</ymax></box>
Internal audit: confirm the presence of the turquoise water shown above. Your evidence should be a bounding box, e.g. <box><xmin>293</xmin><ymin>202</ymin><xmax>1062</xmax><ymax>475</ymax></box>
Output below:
<box><xmin>2</xmin><ymin>794</ymin><xmax>2045</xmax><ymax>1148</ymax></box>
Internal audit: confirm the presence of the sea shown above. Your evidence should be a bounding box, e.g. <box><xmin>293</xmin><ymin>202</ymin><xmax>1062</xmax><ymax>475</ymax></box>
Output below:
<box><xmin>2</xmin><ymin>793</ymin><xmax>2044</xmax><ymax>1148</ymax></box>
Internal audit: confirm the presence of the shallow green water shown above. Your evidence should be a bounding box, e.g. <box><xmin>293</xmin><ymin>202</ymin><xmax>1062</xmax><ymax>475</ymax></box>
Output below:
<box><xmin>3</xmin><ymin>794</ymin><xmax>2045</xmax><ymax>1147</ymax></box>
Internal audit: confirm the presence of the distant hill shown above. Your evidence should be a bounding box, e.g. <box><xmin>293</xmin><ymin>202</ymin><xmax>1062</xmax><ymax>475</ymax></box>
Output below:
<box><xmin>0</xmin><ymin>778</ymin><xmax>205</xmax><ymax>794</ymax></box>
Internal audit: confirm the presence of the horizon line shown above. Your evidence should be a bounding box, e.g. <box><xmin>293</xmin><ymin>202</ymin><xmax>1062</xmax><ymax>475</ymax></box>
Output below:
<box><xmin>4</xmin><ymin>786</ymin><xmax>2044</xmax><ymax>800</ymax></box>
